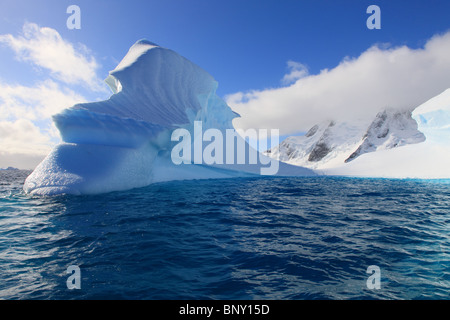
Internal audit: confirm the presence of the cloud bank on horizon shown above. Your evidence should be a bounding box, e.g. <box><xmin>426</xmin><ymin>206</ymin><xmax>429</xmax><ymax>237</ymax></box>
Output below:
<box><xmin>0</xmin><ymin>22</ymin><xmax>108</xmax><ymax>169</ymax></box>
<box><xmin>227</xmin><ymin>31</ymin><xmax>450</xmax><ymax>136</ymax></box>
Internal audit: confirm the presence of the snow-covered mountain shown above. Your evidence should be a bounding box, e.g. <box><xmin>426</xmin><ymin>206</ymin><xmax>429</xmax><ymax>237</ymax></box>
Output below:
<box><xmin>267</xmin><ymin>88</ymin><xmax>450</xmax><ymax>178</ymax></box>
<box><xmin>266</xmin><ymin>119</ymin><xmax>368</xmax><ymax>169</ymax></box>
<box><xmin>345</xmin><ymin>109</ymin><xmax>425</xmax><ymax>163</ymax></box>
<box><xmin>267</xmin><ymin>109</ymin><xmax>425</xmax><ymax>169</ymax></box>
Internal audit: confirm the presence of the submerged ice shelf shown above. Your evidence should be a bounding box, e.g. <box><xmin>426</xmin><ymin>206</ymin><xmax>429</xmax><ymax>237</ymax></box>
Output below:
<box><xmin>24</xmin><ymin>40</ymin><xmax>314</xmax><ymax>195</ymax></box>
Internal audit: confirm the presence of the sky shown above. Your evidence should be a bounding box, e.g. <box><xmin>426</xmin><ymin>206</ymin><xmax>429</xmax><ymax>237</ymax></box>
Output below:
<box><xmin>1</xmin><ymin>0</ymin><xmax>450</xmax><ymax>169</ymax></box>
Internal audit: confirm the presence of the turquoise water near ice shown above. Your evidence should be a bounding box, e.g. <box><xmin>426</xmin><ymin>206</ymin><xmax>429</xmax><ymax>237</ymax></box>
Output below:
<box><xmin>0</xmin><ymin>170</ymin><xmax>449</xmax><ymax>299</ymax></box>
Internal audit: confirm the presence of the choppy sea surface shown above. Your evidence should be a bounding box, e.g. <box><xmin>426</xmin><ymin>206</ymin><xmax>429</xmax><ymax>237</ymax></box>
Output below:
<box><xmin>0</xmin><ymin>170</ymin><xmax>449</xmax><ymax>300</ymax></box>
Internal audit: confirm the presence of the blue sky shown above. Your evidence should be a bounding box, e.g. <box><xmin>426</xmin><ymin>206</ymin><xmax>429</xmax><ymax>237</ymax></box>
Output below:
<box><xmin>1</xmin><ymin>0</ymin><xmax>450</xmax><ymax>168</ymax></box>
<box><xmin>2</xmin><ymin>0</ymin><xmax>450</xmax><ymax>94</ymax></box>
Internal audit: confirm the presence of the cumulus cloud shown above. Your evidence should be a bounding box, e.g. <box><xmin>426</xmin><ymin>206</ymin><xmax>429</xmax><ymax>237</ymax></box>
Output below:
<box><xmin>0</xmin><ymin>119</ymin><xmax>52</xmax><ymax>156</ymax></box>
<box><xmin>227</xmin><ymin>31</ymin><xmax>450</xmax><ymax>135</ymax></box>
<box><xmin>0</xmin><ymin>80</ymin><xmax>86</xmax><ymax>122</ymax></box>
<box><xmin>0</xmin><ymin>119</ymin><xmax>55</xmax><ymax>169</ymax></box>
<box><xmin>0</xmin><ymin>23</ymin><xmax>105</xmax><ymax>168</ymax></box>
<box><xmin>0</xmin><ymin>80</ymin><xmax>86</xmax><ymax>168</ymax></box>
<box><xmin>0</xmin><ymin>22</ymin><xmax>105</xmax><ymax>92</ymax></box>
<box><xmin>282</xmin><ymin>61</ymin><xmax>309</xmax><ymax>85</ymax></box>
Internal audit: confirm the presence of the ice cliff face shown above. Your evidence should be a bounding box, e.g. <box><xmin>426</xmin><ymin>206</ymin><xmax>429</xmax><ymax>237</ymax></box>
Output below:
<box><xmin>267</xmin><ymin>109</ymin><xmax>427</xmax><ymax>169</ymax></box>
<box><xmin>24</xmin><ymin>40</ymin><xmax>314</xmax><ymax>195</ymax></box>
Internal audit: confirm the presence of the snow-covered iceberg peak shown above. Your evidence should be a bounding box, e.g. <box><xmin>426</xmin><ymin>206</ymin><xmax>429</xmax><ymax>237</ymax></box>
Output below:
<box><xmin>58</xmin><ymin>39</ymin><xmax>237</xmax><ymax>137</ymax></box>
<box><xmin>24</xmin><ymin>40</ymin><xmax>314</xmax><ymax>195</ymax></box>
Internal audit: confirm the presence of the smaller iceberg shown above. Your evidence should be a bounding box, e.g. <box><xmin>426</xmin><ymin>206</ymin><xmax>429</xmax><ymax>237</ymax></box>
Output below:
<box><xmin>24</xmin><ymin>40</ymin><xmax>314</xmax><ymax>195</ymax></box>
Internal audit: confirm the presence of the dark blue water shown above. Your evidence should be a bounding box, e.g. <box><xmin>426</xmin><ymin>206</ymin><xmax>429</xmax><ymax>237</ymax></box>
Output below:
<box><xmin>0</xmin><ymin>170</ymin><xmax>449</xmax><ymax>299</ymax></box>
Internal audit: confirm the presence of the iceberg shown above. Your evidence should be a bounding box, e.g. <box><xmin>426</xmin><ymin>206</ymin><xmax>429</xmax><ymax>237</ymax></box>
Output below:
<box><xmin>24</xmin><ymin>40</ymin><xmax>314</xmax><ymax>195</ymax></box>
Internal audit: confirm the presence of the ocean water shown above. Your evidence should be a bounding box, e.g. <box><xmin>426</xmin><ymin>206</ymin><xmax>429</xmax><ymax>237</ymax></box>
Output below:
<box><xmin>0</xmin><ymin>170</ymin><xmax>449</xmax><ymax>300</ymax></box>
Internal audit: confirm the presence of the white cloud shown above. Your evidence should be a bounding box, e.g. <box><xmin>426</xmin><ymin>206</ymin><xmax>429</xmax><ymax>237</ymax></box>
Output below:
<box><xmin>0</xmin><ymin>79</ymin><xmax>86</xmax><ymax>122</ymax></box>
<box><xmin>0</xmin><ymin>23</ymin><xmax>105</xmax><ymax>169</ymax></box>
<box><xmin>0</xmin><ymin>80</ymin><xmax>86</xmax><ymax>168</ymax></box>
<box><xmin>0</xmin><ymin>119</ymin><xmax>54</xmax><ymax>169</ymax></box>
<box><xmin>0</xmin><ymin>22</ymin><xmax>106</xmax><ymax>92</ymax></box>
<box><xmin>282</xmin><ymin>61</ymin><xmax>309</xmax><ymax>85</ymax></box>
<box><xmin>228</xmin><ymin>31</ymin><xmax>450</xmax><ymax>136</ymax></box>
<box><xmin>0</xmin><ymin>119</ymin><xmax>52</xmax><ymax>155</ymax></box>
